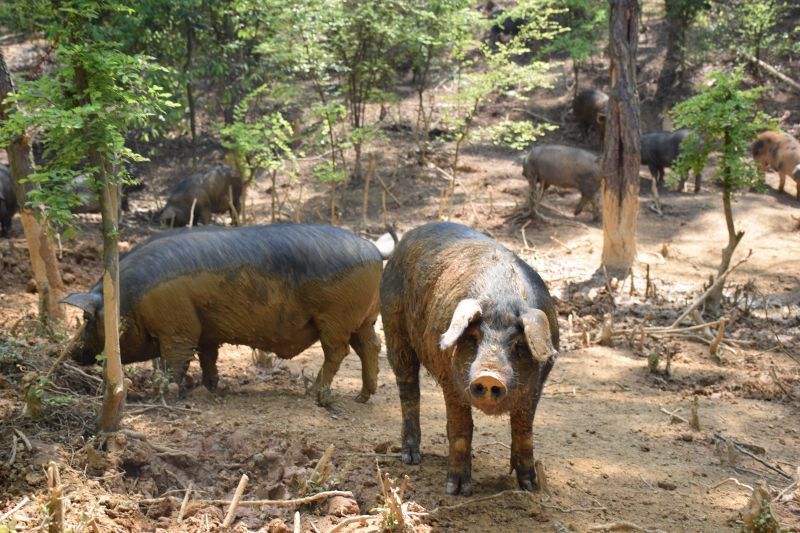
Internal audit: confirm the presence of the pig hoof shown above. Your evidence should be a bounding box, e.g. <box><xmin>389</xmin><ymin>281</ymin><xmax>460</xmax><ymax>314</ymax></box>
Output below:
<box><xmin>401</xmin><ymin>446</ymin><xmax>421</xmax><ymax>465</ymax></box>
<box><xmin>516</xmin><ymin>467</ymin><xmax>537</xmax><ymax>492</ymax></box>
<box><xmin>353</xmin><ymin>390</ymin><xmax>371</xmax><ymax>403</ymax></box>
<box><xmin>202</xmin><ymin>376</ymin><xmax>219</xmax><ymax>391</ymax></box>
<box><xmin>316</xmin><ymin>387</ymin><xmax>334</xmax><ymax>407</ymax></box>
<box><xmin>445</xmin><ymin>474</ymin><xmax>472</xmax><ymax>496</ymax></box>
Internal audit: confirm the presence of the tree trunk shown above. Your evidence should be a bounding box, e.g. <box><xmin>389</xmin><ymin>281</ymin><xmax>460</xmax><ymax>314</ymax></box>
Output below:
<box><xmin>185</xmin><ymin>21</ymin><xmax>196</xmax><ymax>144</ymax></box>
<box><xmin>0</xmin><ymin>52</ymin><xmax>65</xmax><ymax>323</ymax></box>
<box><xmin>705</xmin><ymin>134</ymin><xmax>744</xmax><ymax>314</ymax></box>
<box><xmin>654</xmin><ymin>0</ymin><xmax>686</xmax><ymax>115</ymax></box>
<box><xmin>601</xmin><ymin>0</ymin><xmax>641</xmax><ymax>276</ymax></box>
<box><xmin>75</xmin><ymin>63</ymin><xmax>126</xmax><ymax>432</ymax></box>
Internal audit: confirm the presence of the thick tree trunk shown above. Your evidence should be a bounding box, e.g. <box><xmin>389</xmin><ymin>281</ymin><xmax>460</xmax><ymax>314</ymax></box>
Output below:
<box><xmin>0</xmin><ymin>52</ymin><xmax>65</xmax><ymax>323</ymax></box>
<box><xmin>75</xmin><ymin>64</ymin><xmax>126</xmax><ymax>432</ymax></box>
<box><xmin>601</xmin><ymin>0</ymin><xmax>641</xmax><ymax>275</ymax></box>
<box><xmin>185</xmin><ymin>22</ymin><xmax>196</xmax><ymax>144</ymax></box>
<box><xmin>654</xmin><ymin>0</ymin><xmax>686</xmax><ymax>114</ymax></box>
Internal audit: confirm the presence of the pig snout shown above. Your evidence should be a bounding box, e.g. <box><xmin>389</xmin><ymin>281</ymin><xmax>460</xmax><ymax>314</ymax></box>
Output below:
<box><xmin>469</xmin><ymin>370</ymin><xmax>508</xmax><ymax>406</ymax></box>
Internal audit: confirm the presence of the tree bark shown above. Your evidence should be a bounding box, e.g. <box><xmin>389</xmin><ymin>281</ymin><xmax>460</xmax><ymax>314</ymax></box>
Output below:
<box><xmin>74</xmin><ymin>63</ymin><xmax>126</xmax><ymax>432</ymax></box>
<box><xmin>0</xmin><ymin>52</ymin><xmax>65</xmax><ymax>323</ymax></box>
<box><xmin>185</xmin><ymin>21</ymin><xmax>196</xmax><ymax>144</ymax></box>
<box><xmin>654</xmin><ymin>0</ymin><xmax>686</xmax><ymax>114</ymax></box>
<box><xmin>601</xmin><ymin>0</ymin><xmax>641</xmax><ymax>275</ymax></box>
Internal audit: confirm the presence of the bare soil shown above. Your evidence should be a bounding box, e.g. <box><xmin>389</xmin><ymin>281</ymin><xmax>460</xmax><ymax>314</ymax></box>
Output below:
<box><xmin>2</xmin><ymin>6</ymin><xmax>800</xmax><ymax>533</ymax></box>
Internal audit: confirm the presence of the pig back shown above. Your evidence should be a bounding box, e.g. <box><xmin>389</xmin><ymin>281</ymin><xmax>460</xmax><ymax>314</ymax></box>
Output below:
<box><xmin>524</xmin><ymin>144</ymin><xmax>600</xmax><ymax>192</ymax></box>
<box><xmin>119</xmin><ymin>224</ymin><xmax>384</xmax><ymax>353</ymax></box>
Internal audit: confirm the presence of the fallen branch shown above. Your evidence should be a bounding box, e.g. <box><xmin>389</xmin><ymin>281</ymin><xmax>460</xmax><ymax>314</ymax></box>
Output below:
<box><xmin>13</xmin><ymin>429</ymin><xmax>32</xmax><ymax>451</ymax></box>
<box><xmin>659</xmin><ymin>407</ymin><xmax>688</xmax><ymax>425</ymax></box>
<box><xmin>177</xmin><ymin>483</ymin><xmax>192</xmax><ymax>523</ymax></box>
<box><xmin>744</xmin><ymin>54</ymin><xmax>800</xmax><ymax>93</ymax></box>
<box><xmin>512</xmin><ymin>107</ymin><xmax>565</xmax><ymax>126</ymax></box>
<box><xmin>0</xmin><ymin>496</ymin><xmax>30</xmax><ymax>522</ymax></box>
<box><xmin>428</xmin><ymin>490</ymin><xmax>532</xmax><ymax>514</ymax></box>
<box><xmin>375</xmin><ymin>174</ymin><xmax>403</xmax><ymax>207</ymax></box>
<box><xmin>769</xmin><ymin>365</ymin><xmax>795</xmax><ymax>400</ymax></box>
<box><xmin>6</xmin><ymin>434</ymin><xmax>17</xmax><ymax>466</ymax></box>
<box><xmin>119</xmin><ymin>429</ymin><xmax>191</xmax><ymax>459</ymax></box>
<box><xmin>197</xmin><ymin>490</ymin><xmax>354</xmax><ymax>508</ymax></box>
<box><xmin>539</xmin><ymin>500</ymin><xmax>606</xmax><ymax>513</ymax></box>
<box><xmin>709</xmin><ymin>477</ymin><xmax>753</xmax><ymax>492</ymax></box>
<box><xmin>713</xmin><ymin>433</ymin><xmax>792</xmax><ymax>480</ymax></box>
<box><xmin>669</xmin><ymin>250</ymin><xmax>752</xmax><ymax>329</ymax></box>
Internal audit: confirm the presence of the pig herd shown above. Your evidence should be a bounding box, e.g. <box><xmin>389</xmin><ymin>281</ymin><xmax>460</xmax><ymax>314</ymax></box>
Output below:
<box><xmin>60</xmin><ymin>221</ymin><xmax>559</xmax><ymax>496</ymax></box>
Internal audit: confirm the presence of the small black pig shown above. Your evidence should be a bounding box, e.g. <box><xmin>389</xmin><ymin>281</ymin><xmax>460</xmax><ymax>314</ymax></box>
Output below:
<box><xmin>381</xmin><ymin>222</ymin><xmax>559</xmax><ymax>496</ymax></box>
<box><xmin>0</xmin><ymin>164</ymin><xmax>18</xmax><ymax>238</ymax></box>
<box><xmin>159</xmin><ymin>165</ymin><xmax>241</xmax><ymax>227</ymax></box>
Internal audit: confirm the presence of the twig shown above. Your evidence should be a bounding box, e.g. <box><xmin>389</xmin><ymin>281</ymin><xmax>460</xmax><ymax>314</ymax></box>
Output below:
<box><xmin>188</xmin><ymin>198</ymin><xmax>197</xmax><ymax>228</ymax></box>
<box><xmin>521</xmin><ymin>220</ymin><xmax>533</xmax><ymax>251</ymax></box>
<box><xmin>0</xmin><ymin>496</ymin><xmax>30</xmax><ymax>522</ymax></box>
<box><xmin>769</xmin><ymin>365</ymin><xmax>795</xmax><ymax>400</ymax></box>
<box><xmin>774</xmin><ymin>468</ymin><xmax>800</xmax><ymax>502</ymax></box>
<box><xmin>669</xmin><ymin>250</ymin><xmax>752</xmax><ymax>329</ymax></box>
<box><xmin>375</xmin><ymin>174</ymin><xmax>403</xmax><ymax>206</ymax></box>
<box><xmin>222</xmin><ymin>473</ymin><xmax>249</xmax><ymax>528</ymax></box>
<box><xmin>690</xmin><ymin>396</ymin><xmax>700</xmax><ymax>431</ymax></box>
<box><xmin>744</xmin><ymin>54</ymin><xmax>800</xmax><ymax>93</ymax></box>
<box><xmin>198</xmin><ymin>490</ymin><xmax>354</xmax><ymax>507</ymax></box>
<box><xmin>328</xmin><ymin>515</ymin><xmax>372</xmax><ymax>533</ymax></box>
<box><xmin>639</xmin><ymin>475</ymin><xmax>656</xmax><ymax>492</ymax></box>
<box><xmin>13</xmin><ymin>429</ymin><xmax>32</xmax><ymax>451</ymax></box>
<box><xmin>127</xmin><ymin>403</ymin><xmax>199</xmax><ymax>414</ymax></box>
<box><xmin>46</xmin><ymin>325</ymin><xmax>85</xmax><ymax>381</ymax></box>
<box><xmin>713</xmin><ymin>434</ymin><xmax>792</xmax><ymax>480</ymax></box>
<box><xmin>589</xmin><ymin>521</ymin><xmax>666</xmax><ymax>532</ymax></box>
<box><xmin>177</xmin><ymin>483</ymin><xmax>193</xmax><ymax>523</ymax></box>
<box><xmin>709</xmin><ymin>477</ymin><xmax>754</xmax><ymax>492</ymax></box>
<box><xmin>293</xmin><ymin>511</ymin><xmax>300</xmax><ymax>533</ymax></box>
<box><xmin>428</xmin><ymin>490</ymin><xmax>532</xmax><ymax>514</ymax></box>
<box><xmin>539</xmin><ymin>500</ymin><xmax>606</xmax><ymax>513</ymax></box>
<box><xmin>47</xmin><ymin>461</ymin><xmax>64</xmax><ymax>533</ymax></box>
<box><xmin>6</xmin><ymin>434</ymin><xmax>17</xmax><ymax>466</ymax></box>
<box><xmin>119</xmin><ymin>430</ymin><xmax>191</xmax><ymax>459</ymax></box>
<box><xmin>659</xmin><ymin>407</ymin><xmax>688</xmax><ymax>425</ymax></box>
<box><xmin>512</xmin><ymin>107</ymin><xmax>565</xmax><ymax>126</ymax></box>
<box><xmin>549</xmin><ymin>235</ymin><xmax>573</xmax><ymax>253</ymax></box>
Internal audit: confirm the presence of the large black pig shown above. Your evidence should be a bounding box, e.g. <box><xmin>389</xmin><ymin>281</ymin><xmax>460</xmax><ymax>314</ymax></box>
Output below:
<box><xmin>159</xmin><ymin>165</ymin><xmax>241</xmax><ymax>227</ymax></box>
<box><xmin>381</xmin><ymin>222</ymin><xmax>559</xmax><ymax>496</ymax></box>
<box><xmin>640</xmin><ymin>129</ymin><xmax>700</xmax><ymax>191</ymax></box>
<box><xmin>0</xmin><ymin>164</ymin><xmax>18</xmax><ymax>238</ymax></box>
<box><xmin>573</xmin><ymin>88</ymin><xmax>608</xmax><ymax>143</ymax></box>
<box><xmin>62</xmin><ymin>224</ymin><xmax>390</xmax><ymax>406</ymax></box>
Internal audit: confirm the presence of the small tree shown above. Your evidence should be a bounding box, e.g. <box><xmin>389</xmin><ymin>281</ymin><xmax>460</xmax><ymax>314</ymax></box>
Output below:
<box><xmin>706</xmin><ymin>0</ymin><xmax>788</xmax><ymax>67</ymax></box>
<box><xmin>219</xmin><ymin>86</ymin><xmax>297</xmax><ymax>224</ymax></box>
<box><xmin>439</xmin><ymin>0</ymin><xmax>561</xmax><ymax>217</ymax></box>
<box><xmin>1</xmin><ymin>0</ymin><xmax>176</xmax><ymax>432</ymax></box>
<box><xmin>672</xmin><ymin>70</ymin><xmax>774</xmax><ymax>314</ymax></box>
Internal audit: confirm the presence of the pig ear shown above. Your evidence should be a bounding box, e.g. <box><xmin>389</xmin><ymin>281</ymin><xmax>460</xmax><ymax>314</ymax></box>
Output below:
<box><xmin>61</xmin><ymin>292</ymin><xmax>101</xmax><ymax>316</ymax></box>
<box><xmin>521</xmin><ymin>308</ymin><xmax>557</xmax><ymax>363</ymax></box>
<box><xmin>596</xmin><ymin>112</ymin><xmax>606</xmax><ymax>125</ymax></box>
<box><xmin>440</xmin><ymin>299</ymin><xmax>482</xmax><ymax>350</ymax></box>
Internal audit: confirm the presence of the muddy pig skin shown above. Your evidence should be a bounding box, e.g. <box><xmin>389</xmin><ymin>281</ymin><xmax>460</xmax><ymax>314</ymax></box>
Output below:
<box><xmin>0</xmin><ymin>164</ymin><xmax>18</xmax><ymax>238</ymax></box>
<box><xmin>641</xmin><ymin>129</ymin><xmax>699</xmax><ymax>192</ymax></box>
<box><xmin>573</xmin><ymin>88</ymin><xmax>608</xmax><ymax>142</ymax></box>
<box><xmin>159</xmin><ymin>165</ymin><xmax>241</xmax><ymax>227</ymax></box>
<box><xmin>522</xmin><ymin>144</ymin><xmax>601</xmax><ymax>218</ymax></box>
<box><xmin>752</xmin><ymin>131</ymin><xmax>800</xmax><ymax>200</ymax></box>
<box><xmin>62</xmin><ymin>224</ymin><xmax>389</xmax><ymax>406</ymax></box>
<box><xmin>381</xmin><ymin>222</ymin><xmax>559</xmax><ymax>496</ymax></box>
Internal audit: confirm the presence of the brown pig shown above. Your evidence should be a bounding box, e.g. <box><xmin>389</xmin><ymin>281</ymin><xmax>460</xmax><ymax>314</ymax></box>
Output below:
<box><xmin>159</xmin><ymin>165</ymin><xmax>242</xmax><ymax>227</ymax></box>
<box><xmin>381</xmin><ymin>222</ymin><xmax>559</xmax><ymax>496</ymax></box>
<box><xmin>752</xmin><ymin>130</ymin><xmax>800</xmax><ymax>200</ymax></box>
<box><xmin>62</xmin><ymin>224</ymin><xmax>391</xmax><ymax>406</ymax></box>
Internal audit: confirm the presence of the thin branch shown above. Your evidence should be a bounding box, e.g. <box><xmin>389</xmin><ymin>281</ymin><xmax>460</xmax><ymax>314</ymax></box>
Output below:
<box><xmin>197</xmin><ymin>490</ymin><xmax>354</xmax><ymax>508</ymax></box>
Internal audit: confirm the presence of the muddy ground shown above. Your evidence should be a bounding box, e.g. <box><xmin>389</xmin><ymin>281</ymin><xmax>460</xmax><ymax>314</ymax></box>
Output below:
<box><xmin>2</xmin><ymin>5</ymin><xmax>800</xmax><ymax>533</ymax></box>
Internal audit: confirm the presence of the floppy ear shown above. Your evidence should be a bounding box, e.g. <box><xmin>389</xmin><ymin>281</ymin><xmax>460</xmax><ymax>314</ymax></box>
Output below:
<box><xmin>521</xmin><ymin>308</ymin><xmax>557</xmax><ymax>363</ymax></box>
<box><xmin>440</xmin><ymin>299</ymin><xmax>482</xmax><ymax>350</ymax></box>
<box><xmin>61</xmin><ymin>292</ymin><xmax>102</xmax><ymax>317</ymax></box>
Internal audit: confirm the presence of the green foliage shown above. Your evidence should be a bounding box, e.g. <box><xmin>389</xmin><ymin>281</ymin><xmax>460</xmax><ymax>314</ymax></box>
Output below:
<box><xmin>481</xmin><ymin>120</ymin><xmax>558</xmax><ymax>151</ymax></box>
<box><xmin>219</xmin><ymin>85</ymin><xmax>298</xmax><ymax>183</ymax></box>
<box><xmin>0</xmin><ymin>0</ymin><xmax>177</xmax><ymax>230</ymax></box>
<box><xmin>543</xmin><ymin>0</ymin><xmax>606</xmax><ymax>66</ymax></box>
<box><xmin>671</xmin><ymin>69</ymin><xmax>775</xmax><ymax>192</ymax></box>
<box><xmin>703</xmin><ymin>0</ymin><xmax>789</xmax><ymax>63</ymax></box>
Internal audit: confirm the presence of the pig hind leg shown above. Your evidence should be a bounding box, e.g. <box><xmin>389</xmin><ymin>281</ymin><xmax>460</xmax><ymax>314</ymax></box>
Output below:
<box><xmin>312</xmin><ymin>331</ymin><xmax>350</xmax><ymax>407</ymax></box>
<box><xmin>349</xmin><ymin>321</ymin><xmax>380</xmax><ymax>403</ymax></box>
<box><xmin>385</xmin><ymin>332</ymin><xmax>422</xmax><ymax>466</ymax></box>
<box><xmin>198</xmin><ymin>342</ymin><xmax>220</xmax><ymax>390</ymax></box>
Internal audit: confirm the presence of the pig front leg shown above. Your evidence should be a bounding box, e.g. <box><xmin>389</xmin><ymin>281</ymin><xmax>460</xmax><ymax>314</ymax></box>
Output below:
<box><xmin>312</xmin><ymin>334</ymin><xmax>350</xmax><ymax>407</ymax></box>
<box><xmin>510</xmin><ymin>405</ymin><xmax>536</xmax><ymax>491</ymax></box>
<box><xmin>198</xmin><ymin>342</ymin><xmax>220</xmax><ymax>390</ymax></box>
<box><xmin>443</xmin><ymin>389</ymin><xmax>474</xmax><ymax>496</ymax></box>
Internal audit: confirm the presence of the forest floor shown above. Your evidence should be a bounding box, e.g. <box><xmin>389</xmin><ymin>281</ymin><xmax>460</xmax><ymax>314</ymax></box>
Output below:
<box><xmin>2</xmin><ymin>6</ymin><xmax>800</xmax><ymax>533</ymax></box>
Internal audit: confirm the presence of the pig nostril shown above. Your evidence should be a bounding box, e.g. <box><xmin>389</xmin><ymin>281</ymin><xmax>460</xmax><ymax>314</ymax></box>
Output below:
<box><xmin>490</xmin><ymin>385</ymin><xmax>504</xmax><ymax>399</ymax></box>
<box><xmin>471</xmin><ymin>383</ymin><xmax>486</xmax><ymax>397</ymax></box>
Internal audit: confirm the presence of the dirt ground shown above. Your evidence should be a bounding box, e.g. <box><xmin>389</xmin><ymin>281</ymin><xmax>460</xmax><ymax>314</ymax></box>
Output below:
<box><xmin>2</xmin><ymin>5</ymin><xmax>800</xmax><ymax>533</ymax></box>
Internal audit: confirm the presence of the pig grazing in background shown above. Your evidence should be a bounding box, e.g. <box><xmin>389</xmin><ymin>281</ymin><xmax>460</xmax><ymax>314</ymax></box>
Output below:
<box><xmin>0</xmin><ymin>164</ymin><xmax>18</xmax><ymax>238</ymax></box>
<box><xmin>62</xmin><ymin>224</ymin><xmax>391</xmax><ymax>406</ymax></box>
<box><xmin>573</xmin><ymin>88</ymin><xmax>608</xmax><ymax>143</ymax></box>
<box><xmin>640</xmin><ymin>129</ymin><xmax>700</xmax><ymax>192</ymax></box>
<box><xmin>752</xmin><ymin>131</ymin><xmax>800</xmax><ymax>200</ymax></box>
<box><xmin>522</xmin><ymin>144</ymin><xmax>602</xmax><ymax>219</ymax></box>
<box><xmin>159</xmin><ymin>165</ymin><xmax>241</xmax><ymax>227</ymax></box>
<box><xmin>381</xmin><ymin>222</ymin><xmax>559</xmax><ymax>496</ymax></box>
